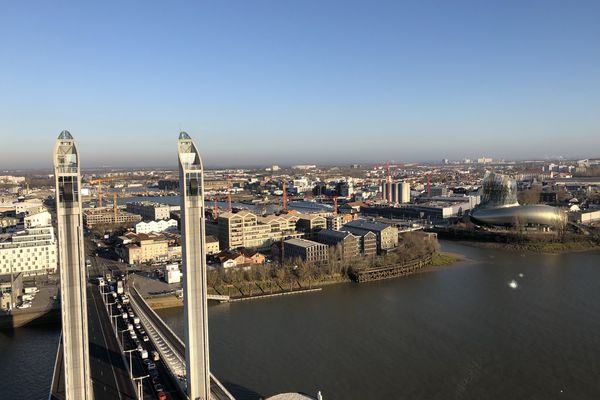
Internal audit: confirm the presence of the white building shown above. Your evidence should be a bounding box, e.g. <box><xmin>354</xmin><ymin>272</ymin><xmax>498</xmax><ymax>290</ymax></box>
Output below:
<box><xmin>24</xmin><ymin>211</ymin><xmax>52</xmax><ymax>228</ymax></box>
<box><xmin>165</xmin><ymin>263</ymin><xmax>181</xmax><ymax>284</ymax></box>
<box><xmin>126</xmin><ymin>201</ymin><xmax>171</xmax><ymax>220</ymax></box>
<box><xmin>0</xmin><ymin>226</ymin><xmax>57</xmax><ymax>276</ymax></box>
<box><xmin>135</xmin><ymin>219</ymin><xmax>178</xmax><ymax>234</ymax></box>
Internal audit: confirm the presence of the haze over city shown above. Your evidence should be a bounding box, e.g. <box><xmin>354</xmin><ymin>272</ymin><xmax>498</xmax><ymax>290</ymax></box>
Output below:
<box><xmin>2</xmin><ymin>0</ymin><xmax>600</xmax><ymax>169</ymax></box>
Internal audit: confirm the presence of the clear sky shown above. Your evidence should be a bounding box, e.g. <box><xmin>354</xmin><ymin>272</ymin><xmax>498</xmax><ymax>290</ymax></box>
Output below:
<box><xmin>1</xmin><ymin>0</ymin><xmax>599</xmax><ymax>169</ymax></box>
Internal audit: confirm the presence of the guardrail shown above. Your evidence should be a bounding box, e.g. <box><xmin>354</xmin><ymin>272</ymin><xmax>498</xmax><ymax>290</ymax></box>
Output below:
<box><xmin>129</xmin><ymin>287</ymin><xmax>187</xmax><ymax>395</ymax></box>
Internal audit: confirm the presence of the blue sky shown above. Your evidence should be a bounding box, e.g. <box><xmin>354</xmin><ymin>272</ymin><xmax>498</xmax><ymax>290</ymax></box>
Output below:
<box><xmin>1</xmin><ymin>0</ymin><xmax>599</xmax><ymax>168</ymax></box>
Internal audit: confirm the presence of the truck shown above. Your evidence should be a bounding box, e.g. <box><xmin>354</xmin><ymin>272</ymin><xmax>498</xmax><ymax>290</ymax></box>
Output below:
<box><xmin>23</xmin><ymin>287</ymin><xmax>38</xmax><ymax>294</ymax></box>
<box><xmin>116</xmin><ymin>280</ymin><xmax>124</xmax><ymax>295</ymax></box>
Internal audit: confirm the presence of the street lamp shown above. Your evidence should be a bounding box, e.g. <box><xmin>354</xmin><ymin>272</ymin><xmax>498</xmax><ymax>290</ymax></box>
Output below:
<box><xmin>123</xmin><ymin>349</ymin><xmax>136</xmax><ymax>379</ymax></box>
<box><xmin>118</xmin><ymin>328</ymin><xmax>129</xmax><ymax>348</ymax></box>
<box><xmin>132</xmin><ymin>375</ymin><xmax>149</xmax><ymax>400</ymax></box>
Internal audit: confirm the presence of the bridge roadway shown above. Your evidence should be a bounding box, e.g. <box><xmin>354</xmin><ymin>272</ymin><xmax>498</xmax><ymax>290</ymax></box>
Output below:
<box><xmin>129</xmin><ymin>282</ymin><xmax>235</xmax><ymax>400</ymax></box>
<box><xmin>50</xmin><ymin>283</ymin><xmax>138</xmax><ymax>400</ymax></box>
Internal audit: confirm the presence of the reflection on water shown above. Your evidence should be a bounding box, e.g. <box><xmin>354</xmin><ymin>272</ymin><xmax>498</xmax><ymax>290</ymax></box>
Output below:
<box><xmin>0</xmin><ymin>325</ymin><xmax>60</xmax><ymax>400</ymax></box>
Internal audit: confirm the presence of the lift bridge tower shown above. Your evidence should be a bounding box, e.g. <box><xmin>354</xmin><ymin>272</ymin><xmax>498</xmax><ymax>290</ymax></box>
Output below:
<box><xmin>53</xmin><ymin>131</ymin><xmax>93</xmax><ymax>400</ymax></box>
<box><xmin>177</xmin><ymin>132</ymin><xmax>211</xmax><ymax>400</ymax></box>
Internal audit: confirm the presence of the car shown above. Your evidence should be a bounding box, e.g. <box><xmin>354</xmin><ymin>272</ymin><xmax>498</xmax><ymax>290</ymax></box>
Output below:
<box><xmin>138</xmin><ymin>328</ymin><xmax>146</xmax><ymax>335</ymax></box>
<box><xmin>151</xmin><ymin>351</ymin><xmax>160</xmax><ymax>361</ymax></box>
<box><xmin>128</xmin><ymin>312</ymin><xmax>134</xmax><ymax>318</ymax></box>
<box><xmin>134</xmin><ymin>324</ymin><xmax>141</xmax><ymax>330</ymax></box>
<box><xmin>129</xmin><ymin>332</ymin><xmax>137</xmax><ymax>340</ymax></box>
<box><xmin>153</xmin><ymin>383</ymin><xmax>164</xmax><ymax>393</ymax></box>
<box><xmin>136</xmin><ymin>344</ymin><xmax>143</xmax><ymax>352</ymax></box>
<box><xmin>151</xmin><ymin>376</ymin><xmax>160</xmax><ymax>385</ymax></box>
<box><xmin>142</xmin><ymin>335</ymin><xmax>149</xmax><ymax>342</ymax></box>
<box><xmin>145</xmin><ymin>361</ymin><xmax>156</xmax><ymax>370</ymax></box>
<box><xmin>158</xmin><ymin>392</ymin><xmax>168</xmax><ymax>400</ymax></box>
<box><xmin>149</xmin><ymin>368</ymin><xmax>159</xmax><ymax>378</ymax></box>
<box><xmin>143</xmin><ymin>359</ymin><xmax>153</xmax><ymax>368</ymax></box>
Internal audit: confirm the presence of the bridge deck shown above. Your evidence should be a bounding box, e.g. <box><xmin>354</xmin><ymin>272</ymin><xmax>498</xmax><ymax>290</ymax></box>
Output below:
<box><xmin>130</xmin><ymin>283</ymin><xmax>235</xmax><ymax>400</ymax></box>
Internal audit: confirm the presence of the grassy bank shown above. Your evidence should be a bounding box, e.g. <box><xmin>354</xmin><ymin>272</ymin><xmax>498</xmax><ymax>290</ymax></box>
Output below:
<box><xmin>431</xmin><ymin>252</ymin><xmax>462</xmax><ymax>266</ymax></box>
<box><xmin>465</xmin><ymin>239</ymin><xmax>600</xmax><ymax>254</ymax></box>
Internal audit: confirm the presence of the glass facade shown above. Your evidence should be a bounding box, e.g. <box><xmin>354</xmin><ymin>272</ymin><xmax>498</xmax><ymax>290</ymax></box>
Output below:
<box><xmin>479</xmin><ymin>172</ymin><xmax>518</xmax><ymax>208</ymax></box>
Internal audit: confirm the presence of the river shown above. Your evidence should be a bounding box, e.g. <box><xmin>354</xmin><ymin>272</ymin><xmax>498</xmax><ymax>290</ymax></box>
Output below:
<box><xmin>2</xmin><ymin>242</ymin><xmax>600</xmax><ymax>399</ymax></box>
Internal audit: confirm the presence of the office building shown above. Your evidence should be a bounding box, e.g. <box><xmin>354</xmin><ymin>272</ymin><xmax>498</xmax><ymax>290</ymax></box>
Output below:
<box><xmin>343</xmin><ymin>219</ymin><xmax>398</xmax><ymax>253</ymax></box>
<box><xmin>0</xmin><ymin>226</ymin><xmax>57</xmax><ymax>276</ymax></box>
<box><xmin>283</xmin><ymin>238</ymin><xmax>328</xmax><ymax>263</ymax></box>
<box><xmin>316</xmin><ymin>229</ymin><xmax>359</xmax><ymax>260</ymax></box>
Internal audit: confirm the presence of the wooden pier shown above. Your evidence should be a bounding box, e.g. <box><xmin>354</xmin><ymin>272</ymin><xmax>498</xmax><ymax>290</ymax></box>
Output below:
<box><xmin>350</xmin><ymin>254</ymin><xmax>433</xmax><ymax>283</ymax></box>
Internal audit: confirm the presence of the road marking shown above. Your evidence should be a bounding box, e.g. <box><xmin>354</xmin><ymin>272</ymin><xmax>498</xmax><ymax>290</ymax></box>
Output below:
<box><xmin>90</xmin><ymin>287</ymin><xmax>124</xmax><ymax>400</ymax></box>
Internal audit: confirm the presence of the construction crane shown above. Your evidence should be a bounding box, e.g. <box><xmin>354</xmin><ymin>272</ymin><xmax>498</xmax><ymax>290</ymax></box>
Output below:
<box><xmin>89</xmin><ymin>177</ymin><xmax>118</xmax><ymax>207</ymax></box>
<box><xmin>333</xmin><ymin>196</ymin><xmax>338</xmax><ymax>216</ymax></box>
<box><xmin>212</xmin><ymin>197</ymin><xmax>219</xmax><ymax>220</ymax></box>
<box><xmin>282</xmin><ymin>180</ymin><xmax>288</xmax><ymax>212</ymax></box>
<box><xmin>227</xmin><ymin>175</ymin><xmax>232</xmax><ymax>212</ymax></box>
<box><xmin>386</xmin><ymin>161</ymin><xmax>392</xmax><ymax>206</ymax></box>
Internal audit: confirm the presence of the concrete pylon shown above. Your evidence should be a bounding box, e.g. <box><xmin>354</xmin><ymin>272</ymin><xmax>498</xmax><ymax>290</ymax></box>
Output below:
<box><xmin>177</xmin><ymin>132</ymin><xmax>210</xmax><ymax>400</ymax></box>
<box><xmin>53</xmin><ymin>131</ymin><xmax>93</xmax><ymax>400</ymax></box>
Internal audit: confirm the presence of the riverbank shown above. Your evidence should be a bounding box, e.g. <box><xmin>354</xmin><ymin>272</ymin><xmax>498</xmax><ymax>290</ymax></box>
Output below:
<box><xmin>145</xmin><ymin>252</ymin><xmax>464</xmax><ymax>309</ymax></box>
<box><xmin>458</xmin><ymin>239</ymin><xmax>600</xmax><ymax>254</ymax></box>
<box><xmin>431</xmin><ymin>251</ymin><xmax>462</xmax><ymax>266</ymax></box>
<box><xmin>0</xmin><ymin>308</ymin><xmax>60</xmax><ymax>330</ymax></box>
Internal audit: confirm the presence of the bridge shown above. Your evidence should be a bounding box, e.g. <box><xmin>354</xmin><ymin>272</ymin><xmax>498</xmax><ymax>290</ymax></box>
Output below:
<box><xmin>129</xmin><ymin>283</ymin><xmax>234</xmax><ymax>400</ymax></box>
<box><xmin>50</xmin><ymin>131</ymin><xmax>237</xmax><ymax>400</ymax></box>
<box><xmin>51</xmin><ymin>279</ymin><xmax>236</xmax><ymax>399</ymax></box>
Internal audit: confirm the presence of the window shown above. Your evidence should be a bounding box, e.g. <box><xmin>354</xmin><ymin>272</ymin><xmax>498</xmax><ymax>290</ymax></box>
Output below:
<box><xmin>58</xmin><ymin>176</ymin><xmax>79</xmax><ymax>203</ymax></box>
<box><xmin>186</xmin><ymin>172</ymin><xmax>202</xmax><ymax>196</ymax></box>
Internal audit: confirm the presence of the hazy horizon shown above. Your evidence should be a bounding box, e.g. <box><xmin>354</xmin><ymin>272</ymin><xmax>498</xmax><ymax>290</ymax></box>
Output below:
<box><xmin>2</xmin><ymin>1</ymin><xmax>599</xmax><ymax>169</ymax></box>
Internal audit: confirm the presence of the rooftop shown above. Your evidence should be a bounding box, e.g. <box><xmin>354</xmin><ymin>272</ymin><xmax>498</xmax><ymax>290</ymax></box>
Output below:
<box><xmin>344</xmin><ymin>219</ymin><xmax>393</xmax><ymax>232</ymax></box>
<box><xmin>284</xmin><ymin>238</ymin><xmax>324</xmax><ymax>248</ymax></box>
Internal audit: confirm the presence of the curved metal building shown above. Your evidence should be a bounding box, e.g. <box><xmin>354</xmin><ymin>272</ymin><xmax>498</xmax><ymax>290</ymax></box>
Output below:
<box><xmin>471</xmin><ymin>172</ymin><xmax>566</xmax><ymax>226</ymax></box>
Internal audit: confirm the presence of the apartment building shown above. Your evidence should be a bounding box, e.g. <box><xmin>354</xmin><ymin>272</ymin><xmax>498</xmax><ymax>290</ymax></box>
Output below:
<box><xmin>0</xmin><ymin>226</ymin><xmax>57</xmax><ymax>276</ymax></box>
<box><xmin>217</xmin><ymin>210</ymin><xmax>302</xmax><ymax>250</ymax></box>
<box><xmin>205</xmin><ymin>235</ymin><xmax>220</xmax><ymax>254</ymax></box>
<box><xmin>126</xmin><ymin>201</ymin><xmax>171</xmax><ymax>220</ymax></box>
<box><xmin>296</xmin><ymin>214</ymin><xmax>327</xmax><ymax>239</ymax></box>
<box><xmin>117</xmin><ymin>232</ymin><xmax>170</xmax><ymax>264</ymax></box>
<box><xmin>83</xmin><ymin>207</ymin><xmax>142</xmax><ymax>228</ymax></box>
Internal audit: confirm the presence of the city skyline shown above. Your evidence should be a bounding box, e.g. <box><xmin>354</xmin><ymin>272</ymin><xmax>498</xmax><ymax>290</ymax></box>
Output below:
<box><xmin>2</xmin><ymin>1</ymin><xmax>600</xmax><ymax>168</ymax></box>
